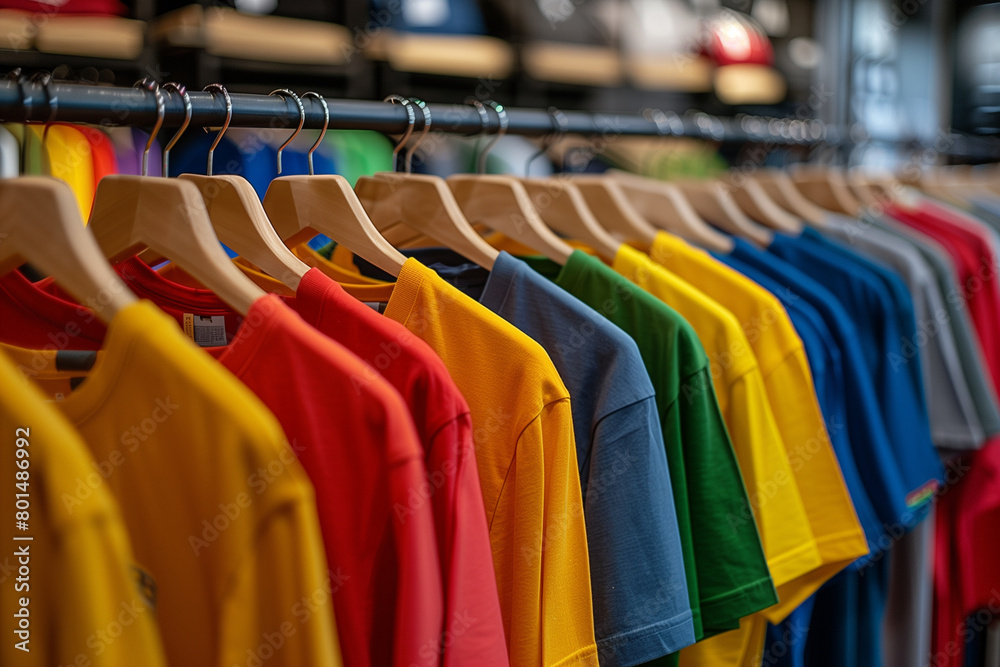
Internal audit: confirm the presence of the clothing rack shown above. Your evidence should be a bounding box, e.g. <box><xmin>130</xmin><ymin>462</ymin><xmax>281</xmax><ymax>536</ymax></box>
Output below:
<box><xmin>0</xmin><ymin>79</ymin><xmax>998</xmax><ymax>160</ymax></box>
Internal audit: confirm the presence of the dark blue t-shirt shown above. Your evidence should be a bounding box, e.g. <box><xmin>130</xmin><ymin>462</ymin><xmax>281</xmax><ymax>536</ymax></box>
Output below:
<box><xmin>767</xmin><ymin>232</ymin><xmax>944</xmax><ymax>511</ymax></box>
<box><xmin>714</xmin><ymin>253</ymin><xmax>882</xmax><ymax>552</ymax></box>
<box><xmin>726</xmin><ymin>238</ymin><xmax>916</xmax><ymax>532</ymax></box>
<box><xmin>716</xmin><ymin>253</ymin><xmax>887</xmax><ymax>667</ymax></box>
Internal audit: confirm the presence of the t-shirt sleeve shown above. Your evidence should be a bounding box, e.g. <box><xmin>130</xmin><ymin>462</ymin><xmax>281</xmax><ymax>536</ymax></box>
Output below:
<box><xmin>726</xmin><ymin>370</ymin><xmax>823</xmax><ymax>622</ymax></box>
<box><xmin>671</xmin><ymin>368</ymin><xmax>777</xmax><ymax>636</ymax></box>
<box><xmin>493</xmin><ymin>398</ymin><xmax>599</xmax><ymax>667</ymax></box>
<box><xmin>586</xmin><ymin>396</ymin><xmax>696</xmax><ymax>665</ymax></box>
<box><xmin>762</xmin><ymin>349</ymin><xmax>869</xmax><ymax>616</ymax></box>
<box><xmin>426</xmin><ymin>416</ymin><xmax>509</xmax><ymax>665</ymax></box>
<box><xmin>219</xmin><ymin>497</ymin><xmax>343</xmax><ymax>667</ymax></box>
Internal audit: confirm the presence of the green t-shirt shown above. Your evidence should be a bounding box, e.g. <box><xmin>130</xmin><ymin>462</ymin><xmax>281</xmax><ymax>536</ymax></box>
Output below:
<box><xmin>519</xmin><ymin>251</ymin><xmax>776</xmax><ymax>646</ymax></box>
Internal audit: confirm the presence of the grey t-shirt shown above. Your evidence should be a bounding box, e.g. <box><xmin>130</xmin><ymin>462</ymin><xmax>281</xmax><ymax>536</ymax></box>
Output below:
<box><xmin>870</xmin><ymin>216</ymin><xmax>1000</xmax><ymax>440</ymax></box>
<box><xmin>393</xmin><ymin>248</ymin><xmax>696</xmax><ymax>666</ymax></box>
<box><xmin>822</xmin><ymin>214</ymin><xmax>985</xmax><ymax>450</ymax></box>
<box><xmin>882</xmin><ymin>508</ymin><xmax>935</xmax><ymax>667</ymax></box>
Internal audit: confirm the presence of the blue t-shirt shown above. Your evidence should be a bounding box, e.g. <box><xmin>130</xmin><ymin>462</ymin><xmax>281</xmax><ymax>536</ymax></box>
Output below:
<box><xmin>768</xmin><ymin>232</ymin><xmax>944</xmax><ymax>511</ymax></box>
<box><xmin>800</xmin><ymin>228</ymin><xmax>929</xmax><ymax>417</ymax></box>
<box><xmin>804</xmin><ymin>558</ymin><xmax>889</xmax><ymax>667</ymax></box>
<box><xmin>390</xmin><ymin>248</ymin><xmax>696</xmax><ymax>665</ymax></box>
<box><xmin>717</xmin><ymin>254</ymin><xmax>886</xmax><ymax>667</ymax></box>
<box><xmin>727</xmin><ymin>238</ymin><xmax>915</xmax><ymax>532</ymax></box>
<box><xmin>715</xmin><ymin>253</ymin><xmax>882</xmax><ymax>552</ymax></box>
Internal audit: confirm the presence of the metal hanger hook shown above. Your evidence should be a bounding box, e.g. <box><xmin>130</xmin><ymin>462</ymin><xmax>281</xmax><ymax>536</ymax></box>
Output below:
<box><xmin>30</xmin><ymin>71</ymin><xmax>57</xmax><ymax>123</ymax></box>
<box><xmin>464</xmin><ymin>99</ymin><xmax>490</xmax><ymax>174</ymax></box>
<box><xmin>32</xmin><ymin>71</ymin><xmax>58</xmax><ymax>156</ymax></box>
<box><xmin>405</xmin><ymin>98</ymin><xmax>431</xmax><ymax>175</ymax></box>
<box><xmin>301</xmin><ymin>92</ymin><xmax>329</xmax><ymax>176</ymax></box>
<box><xmin>643</xmin><ymin>108</ymin><xmax>673</xmax><ymax>137</ymax></box>
<box><xmin>161</xmin><ymin>82</ymin><xmax>191</xmax><ymax>178</ymax></box>
<box><xmin>525</xmin><ymin>105</ymin><xmax>567</xmax><ymax>177</ymax></box>
<box><xmin>269</xmin><ymin>89</ymin><xmax>304</xmax><ymax>175</ymax></box>
<box><xmin>383</xmin><ymin>94</ymin><xmax>416</xmax><ymax>171</ymax></box>
<box><xmin>479</xmin><ymin>100</ymin><xmax>507</xmax><ymax>174</ymax></box>
<box><xmin>689</xmin><ymin>110</ymin><xmax>725</xmax><ymax>142</ymax></box>
<box><xmin>203</xmin><ymin>83</ymin><xmax>233</xmax><ymax>176</ymax></box>
<box><xmin>133</xmin><ymin>77</ymin><xmax>164</xmax><ymax>177</ymax></box>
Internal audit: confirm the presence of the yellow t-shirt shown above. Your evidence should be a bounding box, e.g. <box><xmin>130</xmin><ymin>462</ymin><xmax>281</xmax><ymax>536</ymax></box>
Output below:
<box><xmin>2</xmin><ymin>301</ymin><xmax>341</xmax><ymax>667</ymax></box>
<box><xmin>305</xmin><ymin>255</ymin><xmax>598</xmax><ymax>667</ymax></box>
<box><xmin>29</xmin><ymin>124</ymin><xmax>95</xmax><ymax>220</ymax></box>
<box><xmin>612</xmin><ymin>245</ymin><xmax>822</xmax><ymax>666</ymax></box>
<box><xmin>0</xmin><ymin>349</ymin><xmax>167</xmax><ymax>667</ymax></box>
<box><xmin>647</xmin><ymin>234</ymin><xmax>869</xmax><ymax>666</ymax></box>
<box><xmin>649</xmin><ymin>232</ymin><xmax>867</xmax><ymax>580</ymax></box>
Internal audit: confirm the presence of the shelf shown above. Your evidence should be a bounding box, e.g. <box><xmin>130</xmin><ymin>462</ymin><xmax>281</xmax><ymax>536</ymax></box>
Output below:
<box><xmin>365</xmin><ymin>31</ymin><xmax>514</xmax><ymax>80</ymax></box>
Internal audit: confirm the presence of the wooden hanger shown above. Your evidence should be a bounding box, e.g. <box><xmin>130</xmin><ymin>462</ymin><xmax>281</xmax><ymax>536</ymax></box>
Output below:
<box><xmin>520</xmin><ymin>178</ymin><xmax>621</xmax><ymax>261</ymax></box>
<box><xmin>843</xmin><ymin>168</ymin><xmax>898</xmax><ymax>209</ymax></box>
<box><xmin>0</xmin><ymin>75</ymin><xmax>134</xmax><ymax>324</ymax></box>
<box><xmin>608</xmin><ymin>169</ymin><xmax>734</xmax><ymax>252</ymax></box>
<box><xmin>614</xmin><ymin>108</ymin><xmax>734</xmax><ymax>250</ymax></box>
<box><xmin>354</xmin><ymin>97</ymin><xmax>498</xmax><ymax>270</ymax></box>
<box><xmin>445</xmin><ymin>100</ymin><xmax>573</xmax><ymax>264</ymax></box>
<box><xmin>87</xmin><ymin>81</ymin><xmax>265</xmax><ymax>316</ymax></box>
<box><xmin>723</xmin><ymin>174</ymin><xmax>803</xmax><ymax>233</ymax></box>
<box><xmin>568</xmin><ymin>174</ymin><xmax>659</xmax><ymax>245</ymax></box>
<box><xmin>263</xmin><ymin>92</ymin><xmax>406</xmax><ymax>277</ymax></box>
<box><xmin>789</xmin><ymin>164</ymin><xmax>862</xmax><ymax>216</ymax></box>
<box><xmin>448</xmin><ymin>175</ymin><xmax>573</xmax><ymax>264</ymax></box>
<box><xmin>673</xmin><ymin>179</ymin><xmax>774</xmax><ymax>245</ymax></box>
<box><xmin>753</xmin><ymin>169</ymin><xmax>827</xmax><ymax>226</ymax></box>
<box><xmin>178</xmin><ymin>86</ymin><xmax>307</xmax><ymax>295</ymax></box>
<box><xmin>0</xmin><ymin>177</ymin><xmax>137</xmax><ymax>323</ymax></box>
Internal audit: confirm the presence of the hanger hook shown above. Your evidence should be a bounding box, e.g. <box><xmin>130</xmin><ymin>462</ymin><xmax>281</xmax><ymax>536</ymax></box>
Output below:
<box><xmin>30</xmin><ymin>71</ymin><xmax>57</xmax><ymax>123</ymax></box>
<box><xmin>301</xmin><ymin>91</ymin><xmax>329</xmax><ymax>176</ymax></box>
<box><xmin>383</xmin><ymin>94</ymin><xmax>416</xmax><ymax>171</ymax></box>
<box><xmin>689</xmin><ymin>110</ymin><xmax>725</xmax><ymax>142</ymax></box>
<box><xmin>31</xmin><ymin>71</ymin><xmax>57</xmax><ymax>155</ymax></box>
<box><xmin>479</xmin><ymin>100</ymin><xmax>507</xmax><ymax>174</ymax></box>
<box><xmin>133</xmin><ymin>77</ymin><xmax>164</xmax><ymax>177</ymax></box>
<box><xmin>643</xmin><ymin>108</ymin><xmax>675</xmax><ymax>137</ymax></box>
<box><xmin>464</xmin><ymin>99</ymin><xmax>490</xmax><ymax>174</ymax></box>
<box><xmin>405</xmin><ymin>98</ymin><xmax>431</xmax><ymax>175</ymax></box>
<box><xmin>525</xmin><ymin>105</ymin><xmax>567</xmax><ymax>177</ymax></box>
<box><xmin>269</xmin><ymin>88</ymin><xmax>304</xmax><ymax>175</ymax></box>
<box><xmin>203</xmin><ymin>83</ymin><xmax>232</xmax><ymax>176</ymax></box>
<box><xmin>161</xmin><ymin>82</ymin><xmax>191</xmax><ymax>178</ymax></box>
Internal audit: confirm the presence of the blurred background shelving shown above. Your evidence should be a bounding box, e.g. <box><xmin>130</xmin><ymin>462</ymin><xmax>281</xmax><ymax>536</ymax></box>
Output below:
<box><xmin>0</xmin><ymin>0</ymin><xmax>997</xmax><ymax>164</ymax></box>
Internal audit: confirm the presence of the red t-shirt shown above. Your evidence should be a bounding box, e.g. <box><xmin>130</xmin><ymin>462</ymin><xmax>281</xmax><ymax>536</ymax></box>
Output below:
<box><xmin>0</xmin><ymin>267</ymin><xmax>444</xmax><ymax>667</ymax></box>
<box><xmin>933</xmin><ymin>443</ymin><xmax>1000</xmax><ymax>667</ymax></box>
<box><xmin>81</xmin><ymin>125</ymin><xmax>119</xmax><ymax>191</ymax></box>
<box><xmin>0</xmin><ymin>0</ymin><xmax>127</xmax><ymax>15</ymax></box>
<box><xmin>138</xmin><ymin>262</ymin><xmax>508</xmax><ymax>665</ymax></box>
<box><xmin>289</xmin><ymin>268</ymin><xmax>508</xmax><ymax>666</ymax></box>
<box><xmin>887</xmin><ymin>203</ymin><xmax>1000</xmax><ymax>394</ymax></box>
